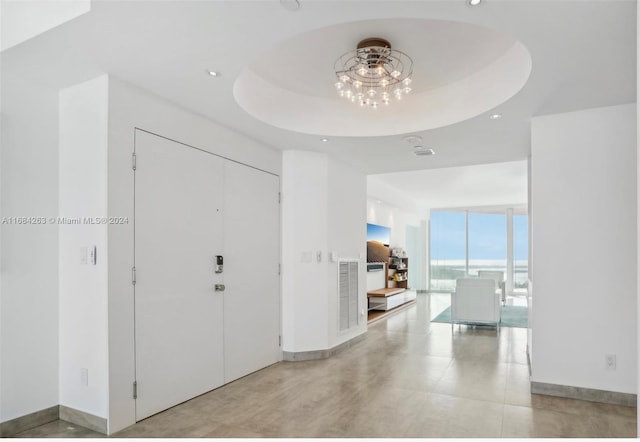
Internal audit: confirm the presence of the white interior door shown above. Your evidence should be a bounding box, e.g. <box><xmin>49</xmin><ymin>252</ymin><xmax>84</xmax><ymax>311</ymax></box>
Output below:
<box><xmin>223</xmin><ymin>161</ymin><xmax>281</xmax><ymax>382</ymax></box>
<box><xmin>134</xmin><ymin>130</ymin><xmax>225</xmax><ymax>421</ymax></box>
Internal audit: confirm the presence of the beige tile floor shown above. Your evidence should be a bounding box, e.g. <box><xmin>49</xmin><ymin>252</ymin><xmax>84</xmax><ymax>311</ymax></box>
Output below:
<box><xmin>15</xmin><ymin>293</ymin><xmax>637</xmax><ymax>438</ymax></box>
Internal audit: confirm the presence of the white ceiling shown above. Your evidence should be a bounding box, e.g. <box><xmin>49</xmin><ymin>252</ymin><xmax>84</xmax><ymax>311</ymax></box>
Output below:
<box><xmin>1</xmin><ymin>0</ymin><xmax>636</xmax><ymax>203</ymax></box>
<box><xmin>247</xmin><ymin>18</ymin><xmax>518</xmax><ymax>98</ymax></box>
<box><xmin>0</xmin><ymin>0</ymin><xmax>90</xmax><ymax>51</ymax></box>
<box><xmin>236</xmin><ymin>18</ymin><xmax>532</xmax><ymax>137</ymax></box>
<box><xmin>369</xmin><ymin>160</ymin><xmax>528</xmax><ymax>213</ymax></box>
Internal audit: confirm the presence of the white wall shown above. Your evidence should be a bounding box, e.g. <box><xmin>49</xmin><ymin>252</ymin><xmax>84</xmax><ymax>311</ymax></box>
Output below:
<box><xmin>282</xmin><ymin>150</ymin><xmax>367</xmax><ymax>353</ymax></box>
<box><xmin>366</xmin><ymin>199</ymin><xmax>422</xmax><ymax>252</ymax></box>
<box><xmin>1</xmin><ymin>68</ymin><xmax>60</xmax><ymax>422</ymax></box>
<box><xmin>106</xmin><ymin>76</ymin><xmax>282</xmax><ymax>433</ymax></box>
<box><xmin>58</xmin><ymin>76</ymin><xmax>109</xmax><ymax>419</ymax></box>
<box><xmin>281</xmin><ymin>150</ymin><xmax>330</xmax><ymax>352</ymax></box>
<box><xmin>531</xmin><ymin>103</ymin><xmax>637</xmax><ymax>394</ymax></box>
<box><xmin>637</xmin><ymin>2</ymin><xmax>640</xmax><ymax>425</ymax></box>
<box><xmin>366</xmin><ymin>197</ymin><xmax>428</xmax><ymax>291</ymax></box>
<box><xmin>327</xmin><ymin>157</ymin><xmax>367</xmax><ymax>347</ymax></box>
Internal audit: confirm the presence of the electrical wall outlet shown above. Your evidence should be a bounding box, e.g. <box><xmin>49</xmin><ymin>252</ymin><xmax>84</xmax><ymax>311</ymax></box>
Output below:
<box><xmin>605</xmin><ymin>354</ymin><xmax>616</xmax><ymax>370</ymax></box>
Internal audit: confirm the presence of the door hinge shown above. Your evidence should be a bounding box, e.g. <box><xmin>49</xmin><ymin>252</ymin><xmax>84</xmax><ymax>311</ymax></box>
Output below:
<box><xmin>278</xmin><ymin>263</ymin><xmax>281</xmax><ymax>275</ymax></box>
<box><xmin>132</xmin><ymin>152</ymin><xmax>137</xmax><ymax>171</ymax></box>
<box><xmin>278</xmin><ymin>335</ymin><xmax>281</xmax><ymax>347</ymax></box>
<box><xmin>278</xmin><ymin>192</ymin><xmax>281</xmax><ymax>203</ymax></box>
<box><xmin>133</xmin><ymin>381</ymin><xmax>138</xmax><ymax>399</ymax></box>
<box><xmin>132</xmin><ymin>266</ymin><xmax>137</xmax><ymax>285</ymax></box>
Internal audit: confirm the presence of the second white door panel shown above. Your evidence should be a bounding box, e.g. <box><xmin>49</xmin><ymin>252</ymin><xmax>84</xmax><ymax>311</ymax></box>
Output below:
<box><xmin>223</xmin><ymin>161</ymin><xmax>281</xmax><ymax>383</ymax></box>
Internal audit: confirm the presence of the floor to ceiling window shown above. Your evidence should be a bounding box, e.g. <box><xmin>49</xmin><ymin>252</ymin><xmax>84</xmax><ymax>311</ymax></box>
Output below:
<box><xmin>429</xmin><ymin>211</ymin><xmax>466</xmax><ymax>292</ymax></box>
<box><xmin>429</xmin><ymin>209</ymin><xmax>528</xmax><ymax>293</ymax></box>
<box><xmin>468</xmin><ymin>212</ymin><xmax>507</xmax><ymax>278</ymax></box>
<box><xmin>513</xmin><ymin>214</ymin><xmax>529</xmax><ymax>293</ymax></box>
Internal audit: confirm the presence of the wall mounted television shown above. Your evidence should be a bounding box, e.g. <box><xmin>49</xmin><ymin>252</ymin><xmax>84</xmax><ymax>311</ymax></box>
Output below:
<box><xmin>366</xmin><ymin>223</ymin><xmax>390</xmax><ymax>268</ymax></box>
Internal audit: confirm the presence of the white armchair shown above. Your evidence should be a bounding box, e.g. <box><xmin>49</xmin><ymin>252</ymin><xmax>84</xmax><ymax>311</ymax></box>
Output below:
<box><xmin>451</xmin><ymin>278</ymin><xmax>501</xmax><ymax>330</ymax></box>
<box><xmin>477</xmin><ymin>270</ymin><xmax>506</xmax><ymax>304</ymax></box>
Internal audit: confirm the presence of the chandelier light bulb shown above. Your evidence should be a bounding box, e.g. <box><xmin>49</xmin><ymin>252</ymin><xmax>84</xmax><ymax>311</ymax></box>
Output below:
<box><xmin>334</xmin><ymin>37</ymin><xmax>413</xmax><ymax>109</ymax></box>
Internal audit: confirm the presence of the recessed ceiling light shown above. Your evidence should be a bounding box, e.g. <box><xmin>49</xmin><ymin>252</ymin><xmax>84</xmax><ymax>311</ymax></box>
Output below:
<box><xmin>467</xmin><ymin>0</ymin><xmax>482</xmax><ymax>6</ymax></box>
<box><xmin>320</xmin><ymin>137</ymin><xmax>329</xmax><ymax>142</ymax></box>
<box><xmin>207</xmin><ymin>70</ymin><xmax>219</xmax><ymax>77</ymax></box>
<box><xmin>402</xmin><ymin>135</ymin><xmax>422</xmax><ymax>144</ymax></box>
<box><xmin>489</xmin><ymin>113</ymin><xmax>502</xmax><ymax>120</ymax></box>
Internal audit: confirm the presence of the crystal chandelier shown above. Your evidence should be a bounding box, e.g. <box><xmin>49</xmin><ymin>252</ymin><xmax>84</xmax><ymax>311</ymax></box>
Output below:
<box><xmin>334</xmin><ymin>38</ymin><xmax>413</xmax><ymax>108</ymax></box>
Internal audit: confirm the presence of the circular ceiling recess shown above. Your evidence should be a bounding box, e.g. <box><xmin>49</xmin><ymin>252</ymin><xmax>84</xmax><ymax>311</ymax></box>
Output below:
<box><xmin>233</xmin><ymin>19</ymin><xmax>532</xmax><ymax>137</ymax></box>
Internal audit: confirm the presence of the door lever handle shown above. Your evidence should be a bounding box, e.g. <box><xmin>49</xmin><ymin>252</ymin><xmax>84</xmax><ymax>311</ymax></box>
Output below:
<box><xmin>214</xmin><ymin>284</ymin><xmax>226</xmax><ymax>292</ymax></box>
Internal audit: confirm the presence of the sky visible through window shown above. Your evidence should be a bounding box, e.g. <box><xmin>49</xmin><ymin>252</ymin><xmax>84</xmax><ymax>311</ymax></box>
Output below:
<box><xmin>430</xmin><ymin>210</ymin><xmax>528</xmax><ymax>291</ymax></box>
<box><xmin>430</xmin><ymin>211</ymin><xmax>465</xmax><ymax>260</ymax></box>
<box><xmin>431</xmin><ymin>211</ymin><xmax>528</xmax><ymax>261</ymax></box>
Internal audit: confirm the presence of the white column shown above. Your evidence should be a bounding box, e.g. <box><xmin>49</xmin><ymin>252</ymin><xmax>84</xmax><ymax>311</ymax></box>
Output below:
<box><xmin>59</xmin><ymin>75</ymin><xmax>109</xmax><ymax>420</ymax></box>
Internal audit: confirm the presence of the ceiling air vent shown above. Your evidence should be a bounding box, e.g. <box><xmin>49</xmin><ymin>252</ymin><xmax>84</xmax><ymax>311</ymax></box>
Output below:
<box><xmin>413</xmin><ymin>146</ymin><xmax>435</xmax><ymax>156</ymax></box>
